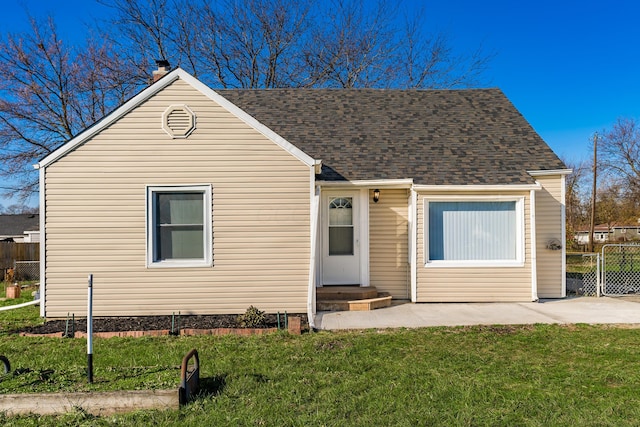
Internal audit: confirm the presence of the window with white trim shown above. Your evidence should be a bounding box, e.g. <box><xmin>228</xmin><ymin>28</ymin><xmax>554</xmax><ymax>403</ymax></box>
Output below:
<box><xmin>147</xmin><ymin>185</ymin><xmax>212</xmax><ymax>268</ymax></box>
<box><xmin>425</xmin><ymin>198</ymin><xmax>524</xmax><ymax>267</ymax></box>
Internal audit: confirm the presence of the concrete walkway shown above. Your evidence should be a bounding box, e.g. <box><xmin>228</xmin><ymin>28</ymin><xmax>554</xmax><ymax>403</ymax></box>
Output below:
<box><xmin>314</xmin><ymin>296</ymin><xmax>640</xmax><ymax>330</ymax></box>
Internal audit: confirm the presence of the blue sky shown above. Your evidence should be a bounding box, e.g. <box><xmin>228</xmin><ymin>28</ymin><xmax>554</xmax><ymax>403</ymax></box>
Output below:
<box><xmin>2</xmin><ymin>0</ymin><xmax>639</xmax><ymax>206</ymax></box>
<box><xmin>419</xmin><ymin>0</ymin><xmax>640</xmax><ymax>163</ymax></box>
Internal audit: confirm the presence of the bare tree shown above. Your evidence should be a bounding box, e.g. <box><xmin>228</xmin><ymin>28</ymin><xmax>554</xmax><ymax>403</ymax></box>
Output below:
<box><xmin>102</xmin><ymin>0</ymin><xmax>315</xmax><ymax>88</ymax></box>
<box><xmin>562</xmin><ymin>157</ymin><xmax>588</xmax><ymax>248</ymax></box>
<box><xmin>599</xmin><ymin>117</ymin><xmax>640</xmax><ymax>194</ymax></box>
<box><xmin>102</xmin><ymin>0</ymin><xmax>493</xmax><ymax>89</ymax></box>
<box><xmin>397</xmin><ymin>8</ymin><xmax>492</xmax><ymax>89</ymax></box>
<box><xmin>596</xmin><ymin>181</ymin><xmax>621</xmax><ymax>227</ymax></box>
<box><xmin>1</xmin><ymin>0</ymin><xmax>494</xmax><ymax>201</ymax></box>
<box><xmin>201</xmin><ymin>0</ymin><xmax>314</xmax><ymax>88</ymax></box>
<box><xmin>0</xmin><ymin>204</ymin><xmax>38</xmax><ymax>214</ymax></box>
<box><xmin>98</xmin><ymin>0</ymin><xmax>171</xmax><ymax>80</ymax></box>
<box><xmin>0</xmin><ymin>15</ymin><xmax>144</xmax><ymax>201</ymax></box>
<box><xmin>303</xmin><ymin>0</ymin><xmax>400</xmax><ymax>88</ymax></box>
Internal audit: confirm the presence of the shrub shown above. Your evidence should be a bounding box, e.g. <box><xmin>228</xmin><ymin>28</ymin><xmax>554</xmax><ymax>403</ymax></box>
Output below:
<box><xmin>237</xmin><ymin>306</ymin><xmax>267</xmax><ymax>328</ymax></box>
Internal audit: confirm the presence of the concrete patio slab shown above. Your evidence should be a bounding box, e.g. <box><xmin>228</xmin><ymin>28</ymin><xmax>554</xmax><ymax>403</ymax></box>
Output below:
<box><xmin>314</xmin><ymin>296</ymin><xmax>640</xmax><ymax>330</ymax></box>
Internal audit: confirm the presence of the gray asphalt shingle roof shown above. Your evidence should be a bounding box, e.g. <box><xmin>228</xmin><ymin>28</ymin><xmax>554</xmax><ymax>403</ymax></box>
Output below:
<box><xmin>218</xmin><ymin>88</ymin><xmax>566</xmax><ymax>185</ymax></box>
<box><xmin>0</xmin><ymin>214</ymin><xmax>39</xmax><ymax>236</ymax></box>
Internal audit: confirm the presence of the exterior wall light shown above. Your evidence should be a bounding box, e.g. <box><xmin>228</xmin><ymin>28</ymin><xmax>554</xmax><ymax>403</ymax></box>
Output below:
<box><xmin>373</xmin><ymin>189</ymin><xmax>380</xmax><ymax>203</ymax></box>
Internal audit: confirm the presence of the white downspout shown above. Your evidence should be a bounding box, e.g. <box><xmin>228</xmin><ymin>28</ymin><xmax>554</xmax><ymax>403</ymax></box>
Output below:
<box><xmin>560</xmin><ymin>174</ymin><xmax>567</xmax><ymax>297</ymax></box>
<box><xmin>410</xmin><ymin>188</ymin><xmax>417</xmax><ymax>302</ymax></box>
<box><xmin>307</xmin><ymin>183</ymin><xmax>320</xmax><ymax>329</ymax></box>
<box><xmin>35</xmin><ymin>163</ymin><xmax>46</xmax><ymax>318</ymax></box>
<box><xmin>530</xmin><ymin>189</ymin><xmax>538</xmax><ymax>302</ymax></box>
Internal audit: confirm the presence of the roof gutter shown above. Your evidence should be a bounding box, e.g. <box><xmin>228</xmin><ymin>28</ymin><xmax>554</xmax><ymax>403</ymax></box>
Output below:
<box><xmin>528</xmin><ymin>169</ymin><xmax>573</xmax><ymax>176</ymax></box>
<box><xmin>412</xmin><ymin>183</ymin><xmax>542</xmax><ymax>192</ymax></box>
<box><xmin>316</xmin><ymin>179</ymin><xmax>413</xmax><ymax>188</ymax></box>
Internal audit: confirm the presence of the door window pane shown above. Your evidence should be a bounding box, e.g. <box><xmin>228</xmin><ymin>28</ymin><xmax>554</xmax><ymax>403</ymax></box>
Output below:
<box><xmin>329</xmin><ymin>227</ymin><xmax>354</xmax><ymax>255</ymax></box>
<box><xmin>329</xmin><ymin>197</ymin><xmax>354</xmax><ymax>255</ymax></box>
<box><xmin>329</xmin><ymin>198</ymin><xmax>353</xmax><ymax>225</ymax></box>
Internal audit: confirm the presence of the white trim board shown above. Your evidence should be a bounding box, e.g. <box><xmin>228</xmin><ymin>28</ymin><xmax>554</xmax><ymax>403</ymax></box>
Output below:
<box><xmin>316</xmin><ymin>179</ymin><xmax>413</xmax><ymax>188</ymax></box>
<box><xmin>414</xmin><ymin>183</ymin><xmax>541</xmax><ymax>192</ymax></box>
<box><xmin>528</xmin><ymin>169</ymin><xmax>573</xmax><ymax>176</ymax></box>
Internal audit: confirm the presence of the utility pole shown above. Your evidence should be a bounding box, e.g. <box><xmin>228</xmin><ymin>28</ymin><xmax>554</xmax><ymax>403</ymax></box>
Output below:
<box><xmin>589</xmin><ymin>133</ymin><xmax>598</xmax><ymax>253</ymax></box>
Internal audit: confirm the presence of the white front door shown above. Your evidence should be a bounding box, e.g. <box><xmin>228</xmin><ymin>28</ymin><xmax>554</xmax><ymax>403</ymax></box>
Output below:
<box><xmin>322</xmin><ymin>192</ymin><xmax>361</xmax><ymax>285</ymax></box>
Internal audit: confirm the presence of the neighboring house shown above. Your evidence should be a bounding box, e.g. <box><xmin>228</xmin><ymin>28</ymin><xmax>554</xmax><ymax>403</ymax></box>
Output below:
<box><xmin>0</xmin><ymin>214</ymin><xmax>40</xmax><ymax>243</ymax></box>
<box><xmin>575</xmin><ymin>223</ymin><xmax>640</xmax><ymax>244</ymax></box>
<box><xmin>611</xmin><ymin>225</ymin><xmax>640</xmax><ymax>241</ymax></box>
<box><xmin>36</xmin><ymin>67</ymin><xmax>570</xmax><ymax>320</ymax></box>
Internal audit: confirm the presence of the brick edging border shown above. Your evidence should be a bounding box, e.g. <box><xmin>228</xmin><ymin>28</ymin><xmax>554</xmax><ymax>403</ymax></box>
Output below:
<box><xmin>19</xmin><ymin>316</ymin><xmax>302</xmax><ymax>338</ymax></box>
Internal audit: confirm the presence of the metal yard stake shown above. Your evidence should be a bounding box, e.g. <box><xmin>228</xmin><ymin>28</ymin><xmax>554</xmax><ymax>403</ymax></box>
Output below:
<box><xmin>87</xmin><ymin>274</ymin><xmax>94</xmax><ymax>383</ymax></box>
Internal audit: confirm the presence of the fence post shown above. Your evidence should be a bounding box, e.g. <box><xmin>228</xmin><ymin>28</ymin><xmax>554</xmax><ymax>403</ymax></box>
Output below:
<box><xmin>596</xmin><ymin>252</ymin><xmax>601</xmax><ymax>298</ymax></box>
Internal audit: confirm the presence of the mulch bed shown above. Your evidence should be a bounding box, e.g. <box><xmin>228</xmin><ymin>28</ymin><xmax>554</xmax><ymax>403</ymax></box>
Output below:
<box><xmin>20</xmin><ymin>313</ymin><xmax>308</xmax><ymax>335</ymax></box>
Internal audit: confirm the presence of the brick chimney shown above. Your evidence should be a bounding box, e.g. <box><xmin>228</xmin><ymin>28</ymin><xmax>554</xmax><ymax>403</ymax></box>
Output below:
<box><xmin>152</xmin><ymin>59</ymin><xmax>171</xmax><ymax>82</ymax></box>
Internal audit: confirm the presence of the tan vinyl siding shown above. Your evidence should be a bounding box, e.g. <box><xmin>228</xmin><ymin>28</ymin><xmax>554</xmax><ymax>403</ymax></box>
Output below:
<box><xmin>369</xmin><ymin>189</ymin><xmax>410</xmax><ymax>299</ymax></box>
<box><xmin>416</xmin><ymin>191</ymin><xmax>532</xmax><ymax>302</ymax></box>
<box><xmin>535</xmin><ymin>175</ymin><xmax>564</xmax><ymax>298</ymax></box>
<box><xmin>43</xmin><ymin>78</ymin><xmax>311</xmax><ymax>317</ymax></box>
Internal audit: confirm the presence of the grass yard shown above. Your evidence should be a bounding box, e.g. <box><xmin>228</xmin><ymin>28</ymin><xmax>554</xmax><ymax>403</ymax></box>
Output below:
<box><xmin>0</xmin><ymin>283</ymin><xmax>42</xmax><ymax>333</ymax></box>
<box><xmin>1</xmin><ymin>325</ymin><xmax>640</xmax><ymax>425</ymax></box>
<box><xmin>2</xmin><ymin>284</ymin><xmax>640</xmax><ymax>425</ymax></box>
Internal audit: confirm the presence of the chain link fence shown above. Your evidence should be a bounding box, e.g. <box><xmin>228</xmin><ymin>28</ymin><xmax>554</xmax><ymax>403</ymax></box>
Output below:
<box><xmin>566</xmin><ymin>253</ymin><xmax>598</xmax><ymax>296</ymax></box>
<box><xmin>567</xmin><ymin>244</ymin><xmax>640</xmax><ymax>297</ymax></box>
<box><xmin>601</xmin><ymin>244</ymin><xmax>640</xmax><ymax>296</ymax></box>
<box><xmin>581</xmin><ymin>254</ymin><xmax>598</xmax><ymax>296</ymax></box>
<box><xmin>13</xmin><ymin>260</ymin><xmax>40</xmax><ymax>281</ymax></box>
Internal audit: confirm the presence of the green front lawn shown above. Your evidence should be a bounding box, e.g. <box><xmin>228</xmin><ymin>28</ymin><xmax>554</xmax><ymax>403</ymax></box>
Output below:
<box><xmin>0</xmin><ymin>322</ymin><xmax>639</xmax><ymax>426</ymax></box>
<box><xmin>0</xmin><ymin>282</ymin><xmax>42</xmax><ymax>333</ymax></box>
<box><xmin>2</xmin><ymin>281</ymin><xmax>640</xmax><ymax>425</ymax></box>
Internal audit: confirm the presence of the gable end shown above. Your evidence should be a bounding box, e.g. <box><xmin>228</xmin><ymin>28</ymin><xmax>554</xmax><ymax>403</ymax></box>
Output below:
<box><xmin>37</xmin><ymin>68</ymin><xmax>316</xmax><ymax>169</ymax></box>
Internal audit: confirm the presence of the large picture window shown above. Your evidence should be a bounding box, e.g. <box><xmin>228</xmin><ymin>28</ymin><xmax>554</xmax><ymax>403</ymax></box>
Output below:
<box><xmin>425</xmin><ymin>198</ymin><xmax>524</xmax><ymax>267</ymax></box>
<box><xmin>147</xmin><ymin>185</ymin><xmax>212</xmax><ymax>267</ymax></box>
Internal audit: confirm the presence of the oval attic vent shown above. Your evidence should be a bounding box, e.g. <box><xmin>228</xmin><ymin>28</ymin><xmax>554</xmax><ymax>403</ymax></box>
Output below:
<box><xmin>162</xmin><ymin>104</ymin><xmax>196</xmax><ymax>138</ymax></box>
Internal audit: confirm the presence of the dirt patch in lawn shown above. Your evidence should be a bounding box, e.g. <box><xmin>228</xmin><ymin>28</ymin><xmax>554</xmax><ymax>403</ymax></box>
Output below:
<box><xmin>19</xmin><ymin>314</ymin><xmax>307</xmax><ymax>335</ymax></box>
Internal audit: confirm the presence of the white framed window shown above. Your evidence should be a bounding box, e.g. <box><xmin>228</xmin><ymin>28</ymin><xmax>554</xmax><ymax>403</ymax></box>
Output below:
<box><xmin>424</xmin><ymin>196</ymin><xmax>524</xmax><ymax>267</ymax></box>
<box><xmin>146</xmin><ymin>185</ymin><xmax>212</xmax><ymax>268</ymax></box>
